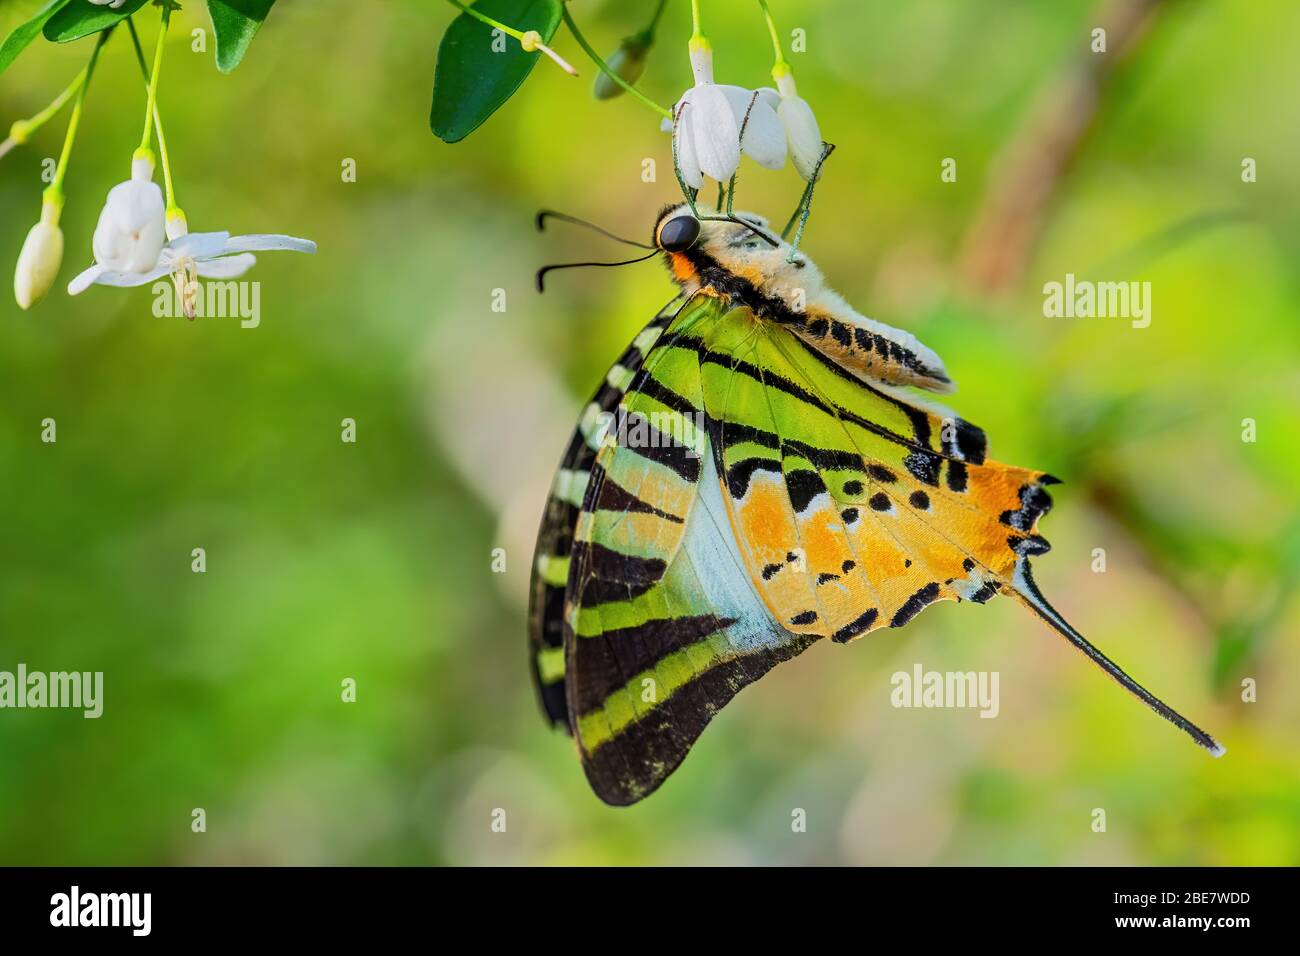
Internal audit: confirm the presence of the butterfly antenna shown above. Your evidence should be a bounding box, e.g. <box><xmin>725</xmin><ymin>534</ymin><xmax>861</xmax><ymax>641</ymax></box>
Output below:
<box><xmin>536</xmin><ymin>210</ymin><xmax>654</xmax><ymax>249</ymax></box>
<box><xmin>536</xmin><ymin>250</ymin><xmax>659</xmax><ymax>293</ymax></box>
<box><xmin>1009</xmin><ymin>561</ymin><xmax>1225</xmax><ymax>757</ymax></box>
<box><xmin>695</xmin><ymin>214</ymin><xmax>780</xmax><ymax>248</ymax></box>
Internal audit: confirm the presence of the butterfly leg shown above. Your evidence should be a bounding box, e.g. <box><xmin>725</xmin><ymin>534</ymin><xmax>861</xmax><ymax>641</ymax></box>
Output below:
<box><xmin>781</xmin><ymin>142</ymin><xmax>836</xmax><ymax>261</ymax></box>
<box><xmin>671</xmin><ymin>102</ymin><xmax>704</xmax><ymax>217</ymax></box>
<box><xmin>723</xmin><ymin>91</ymin><xmax>762</xmax><ymax>217</ymax></box>
<box><xmin>780</xmin><ymin>179</ymin><xmax>812</xmax><ymax>240</ymax></box>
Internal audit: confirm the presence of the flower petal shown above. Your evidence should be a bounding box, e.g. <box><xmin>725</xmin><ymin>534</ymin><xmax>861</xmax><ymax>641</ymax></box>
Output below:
<box><xmin>687</xmin><ymin>84</ymin><xmax>740</xmax><ymax>183</ymax></box>
<box><xmin>779</xmin><ymin>95</ymin><xmax>824</xmax><ymax>181</ymax></box>
<box><xmin>92</xmin><ymin>178</ymin><xmax>166</xmax><ymax>272</ymax></box>
<box><xmin>171</xmin><ymin>231</ymin><xmax>232</xmax><ymax>260</ymax></box>
<box><xmin>93</xmin><ymin>266</ymin><xmax>170</xmax><ymax>287</ymax></box>
<box><xmin>196</xmin><ymin>254</ymin><xmax>257</xmax><ymax>279</ymax></box>
<box><xmin>67</xmin><ymin>264</ymin><xmax>105</xmax><ymax>296</ymax></box>
<box><xmin>68</xmin><ymin>262</ymin><xmax>169</xmax><ymax>294</ymax></box>
<box><xmin>674</xmin><ymin>103</ymin><xmax>703</xmax><ymax>189</ymax></box>
<box><xmin>720</xmin><ymin>86</ymin><xmax>786</xmax><ymax>170</ymax></box>
<box><xmin>688</xmin><ymin>44</ymin><xmax>714</xmax><ymax>85</ymax></box>
<box><xmin>221</xmin><ymin>234</ymin><xmax>317</xmax><ymax>255</ymax></box>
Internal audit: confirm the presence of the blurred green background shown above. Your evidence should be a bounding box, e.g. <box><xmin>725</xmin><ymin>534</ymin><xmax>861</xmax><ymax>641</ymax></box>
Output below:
<box><xmin>1</xmin><ymin>0</ymin><xmax>1297</xmax><ymax>865</ymax></box>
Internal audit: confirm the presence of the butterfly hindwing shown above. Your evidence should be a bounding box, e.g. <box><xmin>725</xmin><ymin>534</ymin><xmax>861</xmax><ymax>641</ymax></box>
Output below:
<box><xmin>693</xmin><ymin>304</ymin><xmax>1056</xmax><ymax>643</ymax></box>
<box><xmin>528</xmin><ymin>298</ymin><xmax>681</xmax><ymax>730</ymax></box>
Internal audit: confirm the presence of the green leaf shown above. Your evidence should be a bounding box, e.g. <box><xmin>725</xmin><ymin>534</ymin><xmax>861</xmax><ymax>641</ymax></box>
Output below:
<box><xmin>206</xmin><ymin>0</ymin><xmax>277</xmax><ymax>73</ymax></box>
<box><xmin>43</xmin><ymin>0</ymin><xmax>149</xmax><ymax>43</ymax></box>
<box><xmin>0</xmin><ymin>0</ymin><xmax>73</xmax><ymax>75</ymax></box>
<box><xmin>430</xmin><ymin>0</ymin><xmax>563</xmax><ymax>144</ymax></box>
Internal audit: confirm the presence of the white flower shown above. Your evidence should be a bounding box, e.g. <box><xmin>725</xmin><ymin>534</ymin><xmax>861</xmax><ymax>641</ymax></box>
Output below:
<box><xmin>88</xmin><ymin>0</ymin><xmax>128</xmax><ymax>8</ymax></box>
<box><xmin>667</xmin><ymin>44</ymin><xmax>740</xmax><ymax>188</ymax></box>
<box><xmin>13</xmin><ymin>205</ymin><xmax>63</xmax><ymax>310</ymax></box>
<box><xmin>663</xmin><ymin>84</ymin><xmax>786</xmax><ymax>185</ymax></box>
<box><xmin>663</xmin><ymin>45</ymin><xmax>791</xmax><ymax>186</ymax></box>
<box><xmin>774</xmin><ymin>72</ymin><xmax>824</xmax><ymax>181</ymax></box>
<box><xmin>91</xmin><ymin>156</ymin><xmax>166</xmax><ymax>273</ymax></box>
<box><xmin>718</xmin><ymin>85</ymin><xmax>785</xmax><ymax>171</ymax></box>
<box><xmin>68</xmin><ymin>229</ymin><xmax>316</xmax><ymax>316</ymax></box>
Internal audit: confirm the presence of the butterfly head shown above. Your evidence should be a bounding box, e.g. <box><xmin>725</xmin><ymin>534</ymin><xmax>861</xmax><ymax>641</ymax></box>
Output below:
<box><xmin>532</xmin><ymin>204</ymin><xmax>816</xmax><ymax>299</ymax></box>
<box><xmin>653</xmin><ymin>204</ymin><xmax>816</xmax><ymax>301</ymax></box>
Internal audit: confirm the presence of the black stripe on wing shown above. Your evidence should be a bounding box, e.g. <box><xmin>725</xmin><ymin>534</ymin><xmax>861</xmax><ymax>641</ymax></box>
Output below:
<box><xmin>526</xmin><ymin>297</ymin><xmax>681</xmax><ymax>730</ymax></box>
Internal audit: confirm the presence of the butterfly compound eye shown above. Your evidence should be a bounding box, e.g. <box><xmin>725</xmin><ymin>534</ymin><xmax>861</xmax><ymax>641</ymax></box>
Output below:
<box><xmin>658</xmin><ymin>215</ymin><xmax>700</xmax><ymax>252</ymax></box>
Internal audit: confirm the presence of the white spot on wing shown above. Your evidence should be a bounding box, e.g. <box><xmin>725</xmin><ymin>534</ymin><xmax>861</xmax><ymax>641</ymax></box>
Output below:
<box><xmin>682</xmin><ymin>446</ymin><xmax>794</xmax><ymax>653</ymax></box>
<box><xmin>553</xmin><ymin>468</ymin><xmax>590</xmax><ymax>508</ymax></box>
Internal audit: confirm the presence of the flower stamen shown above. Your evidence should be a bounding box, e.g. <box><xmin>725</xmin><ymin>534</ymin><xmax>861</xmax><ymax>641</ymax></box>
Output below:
<box><xmin>170</xmin><ymin>255</ymin><xmax>199</xmax><ymax>319</ymax></box>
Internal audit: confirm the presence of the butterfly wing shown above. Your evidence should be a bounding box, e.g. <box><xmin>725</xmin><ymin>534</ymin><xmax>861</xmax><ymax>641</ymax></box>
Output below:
<box><xmin>698</xmin><ymin>305</ymin><xmax>1222</xmax><ymax>756</ymax></box>
<box><xmin>563</xmin><ymin>295</ymin><xmax>817</xmax><ymax>805</ymax></box>
<box><xmin>528</xmin><ymin>297</ymin><xmax>682</xmax><ymax>730</ymax></box>
<box><xmin>552</xmin><ymin>296</ymin><xmax>1220</xmax><ymax>806</ymax></box>
<box><xmin>691</xmin><ymin>305</ymin><xmax>1053</xmax><ymax>641</ymax></box>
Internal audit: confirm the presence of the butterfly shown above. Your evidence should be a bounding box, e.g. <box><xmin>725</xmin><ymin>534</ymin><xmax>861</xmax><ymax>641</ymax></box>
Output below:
<box><xmin>529</xmin><ymin>203</ymin><xmax>1223</xmax><ymax>806</ymax></box>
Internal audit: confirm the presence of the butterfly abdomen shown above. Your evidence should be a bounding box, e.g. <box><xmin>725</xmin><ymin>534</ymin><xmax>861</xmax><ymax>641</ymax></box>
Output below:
<box><xmin>786</xmin><ymin>306</ymin><xmax>955</xmax><ymax>394</ymax></box>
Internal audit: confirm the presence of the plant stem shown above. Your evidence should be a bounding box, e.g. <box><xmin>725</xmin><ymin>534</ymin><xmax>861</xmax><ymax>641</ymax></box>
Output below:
<box><xmin>444</xmin><ymin>0</ymin><xmax>577</xmax><ymax>74</ymax></box>
<box><xmin>138</xmin><ymin>2</ymin><xmax>171</xmax><ymax>154</ymax></box>
<box><xmin>446</xmin><ymin>0</ymin><xmax>527</xmax><ymax>42</ymax></box>
<box><xmin>645</xmin><ymin>0</ymin><xmax>669</xmax><ymax>39</ymax></box>
<box><xmin>128</xmin><ymin>18</ymin><xmax>176</xmax><ymax>209</ymax></box>
<box><xmin>562</xmin><ymin>7</ymin><xmax>670</xmax><ymax>118</ymax></box>
<box><xmin>14</xmin><ymin>69</ymin><xmax>86</xmax><ymax>139</ymax></box>
<box><xmin>43</xmin><ymin>28</ymin><xmax>112</xmax><ymax>212</ymax></box>
<box><xmin>691</xmin><ymin>0</ymin><xmax>703</xmax><ymax>39</ymax></box>
<box><xmin>757</xmin><ymin>0</ymin><xmax>788</xmax><ymax>72</ymax></box>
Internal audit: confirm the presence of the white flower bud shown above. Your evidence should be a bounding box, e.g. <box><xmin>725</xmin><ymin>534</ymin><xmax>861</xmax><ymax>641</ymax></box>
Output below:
<box><xmin>91</xmin><ymin>161</ymin><xmax>166</xmax><ymax>273</ymax></box>
<box><xmin>14</xmin><ymin>207</ymin><xmax>64</xmax><ymax>310</ymax></box>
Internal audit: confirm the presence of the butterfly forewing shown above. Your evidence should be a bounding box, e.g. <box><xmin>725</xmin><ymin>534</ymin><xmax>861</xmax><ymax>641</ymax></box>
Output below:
<box><xmin>527</xmin><ymin>297</ymin><xmax>682</xmax><ymax>730</ymax></box>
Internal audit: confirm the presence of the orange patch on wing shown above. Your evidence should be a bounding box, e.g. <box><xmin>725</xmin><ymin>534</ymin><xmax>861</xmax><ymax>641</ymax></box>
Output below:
<box><xmin>794</xmin><ymin>500</ymin><xmax>865</xmax><ymax>633</ymax></box>
<box><xmin>728</xmin><ymin>474</ymin><xmax>824</xmax><ymax>635</ymax></box>
<box><xmin>959</xmin><ymin>460</ymin><xmax>1044</xmax><ymax>575</ymax></box>
<box><xmin>736</xmin><ymin>478</ymin><xmax>791</xmax><ymax>548</ymax></box>
<box><xmin>591</xmin><ymin>510</ymin><xmax>680</xmax><ymax>555</ymax></box>
<box><xmin>798</xmin><ymin>505</ymin><xmax>846</xmax><ymax>571</ymax></box>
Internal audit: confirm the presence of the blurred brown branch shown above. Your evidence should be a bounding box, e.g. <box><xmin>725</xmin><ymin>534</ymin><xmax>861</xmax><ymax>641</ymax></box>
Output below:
<box><xmin>958</xmin><ymin>0</ymin><xmax>1177</xmax><ymax>294</ymax></box>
